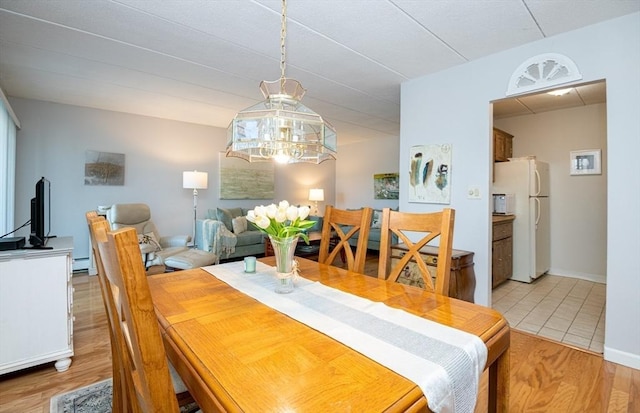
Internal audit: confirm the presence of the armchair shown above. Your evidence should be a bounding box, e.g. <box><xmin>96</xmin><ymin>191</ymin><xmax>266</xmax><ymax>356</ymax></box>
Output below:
<box><xmin>107</xmin><ymin>203</ymin><xmax>191</xmax><ymax>269</ymax></box>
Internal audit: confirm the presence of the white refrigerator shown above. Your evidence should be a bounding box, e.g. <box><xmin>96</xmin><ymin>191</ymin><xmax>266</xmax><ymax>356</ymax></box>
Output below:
<box><xmin>493</xmin><ymin>159</ymin><xmax>550</xmax><ymax>283</ymax></box>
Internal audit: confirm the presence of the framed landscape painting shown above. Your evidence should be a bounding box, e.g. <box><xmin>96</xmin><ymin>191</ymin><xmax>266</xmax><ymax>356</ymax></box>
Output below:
<box><xmin>373</xmin><ymin>173</ymin><xmax>399</xmax><ymax>199</ymax></box>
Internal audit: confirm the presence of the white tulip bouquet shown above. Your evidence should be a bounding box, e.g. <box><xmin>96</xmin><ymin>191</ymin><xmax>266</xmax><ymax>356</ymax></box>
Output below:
<box><xmin>246</xmin><ymin>200</ymin><xmax>316</xmax><ymax>242</ymax></box>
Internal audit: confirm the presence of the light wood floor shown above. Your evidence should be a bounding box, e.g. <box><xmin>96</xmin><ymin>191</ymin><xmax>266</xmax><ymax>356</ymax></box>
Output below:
<box><xmin>0</xmin><ymin>274</ymin><xmax>112</xmax><ymax>413</ymax></box>
<box><xmin>1</xmin><ymin>265</ymin><xmax>638</xmax><ymax>412</ymax></box>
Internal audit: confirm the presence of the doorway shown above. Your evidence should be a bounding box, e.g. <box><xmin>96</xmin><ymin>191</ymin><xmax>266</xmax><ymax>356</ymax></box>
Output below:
<box><xmin>490</xmin><ymin>80</ymin><xmax>608</xmax><ymax>353</ymax></box>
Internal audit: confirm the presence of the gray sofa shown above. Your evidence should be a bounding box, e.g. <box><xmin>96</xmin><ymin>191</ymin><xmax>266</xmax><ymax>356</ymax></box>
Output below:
<box><xmin>346</xmin><ymin>208</ymin><xmax>397</xmax><ymax>251</ymax></box>
<box><xmin>195</xmin><ymin>208</ymin><xmax>324</xmax><ymax>261</ymax></box>
<box><xmin>195</xmin><ymin>207</ymin><xmax>265</xmax><ymax>260</ymax></box>
<box><xmin>194</xmin><ymin>205</ymin><xmax>389</xmax><ymax>260</ymax></box>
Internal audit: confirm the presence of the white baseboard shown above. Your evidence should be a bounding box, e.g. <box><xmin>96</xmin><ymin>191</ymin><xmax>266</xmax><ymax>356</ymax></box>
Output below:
<box><xmin>548</xmin><ymin>267</ymin><xmax>606</xmax><ymax>284</ymax></box>
<box><xmin>73</xmin><ymin>257</ymin><xmax>89</xmax><ymax>271</ymax></box>
<box><xmin>604</xmin><ymin>346</ymin><xmax>640</xmax><ymax>370</ymax></box>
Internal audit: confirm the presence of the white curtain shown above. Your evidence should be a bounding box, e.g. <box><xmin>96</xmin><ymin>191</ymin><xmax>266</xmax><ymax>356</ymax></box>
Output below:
<box><xmin>0</xmin><ymin>97</ymin><xmax>18</xmax><ymax>237</ymax></box>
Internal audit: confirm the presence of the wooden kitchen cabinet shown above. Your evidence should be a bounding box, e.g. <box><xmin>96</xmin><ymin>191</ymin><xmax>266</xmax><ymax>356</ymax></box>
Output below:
<box><xmin>493</xmin><ymin>128</ymin><xmax>513</xmax><ymax>162</ymax></box>
<box><xmin>492</xmin><ymin>215</ymin><xmax>515</xmax><ymax>288</ymax></box>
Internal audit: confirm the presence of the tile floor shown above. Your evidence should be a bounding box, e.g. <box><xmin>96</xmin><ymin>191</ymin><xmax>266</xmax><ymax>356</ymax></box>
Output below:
<box><xmin>492</xmin><ymin>274</ymin><xmax>606</xmax><ymax>353</ymax></box>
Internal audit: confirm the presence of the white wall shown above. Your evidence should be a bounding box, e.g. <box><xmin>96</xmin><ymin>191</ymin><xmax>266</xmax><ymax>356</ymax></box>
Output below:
<box><xmin>336</xmin><ymin>136</ymin><xmax>400</xmax><ymax>210</ymax></box>
<box><xmin>401</xmin><ymin>13</ymin><xmax>640</xmax><ymax>368</ymax></box>
<box><xmin>10</xmin><ymin>98</ymin><xmax>336</xmax><ymax>263</ymax></box>
<box><xmin>495</xmin><ymin>103</ymin><xmax>607</xmax><ymax>282</ymax></box>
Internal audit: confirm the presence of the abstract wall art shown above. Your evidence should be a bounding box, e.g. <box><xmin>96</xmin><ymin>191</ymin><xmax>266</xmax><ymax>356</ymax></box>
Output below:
<box><xmin>219</xmin><ymin>153</ymin><xmax>275</xmax><ymax>199</ymax></box>
<box><xmin>570</xmin><ymin>149</ymin><xmax>601</xmax><ymax>175</ymax></box>
<box><xmin>408</xmin><ymin>144</ymin><xmax>451</xmax><ymax>204</ymax></box>
<box><xmin>84</xmin><ymin>150</ymin><xmax>125</xmax><ymax>186</ymax></box>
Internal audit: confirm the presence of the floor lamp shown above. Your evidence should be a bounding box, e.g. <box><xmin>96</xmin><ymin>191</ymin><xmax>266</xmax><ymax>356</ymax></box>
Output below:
<box><xmin>183</xmin><ymin>170</ymin><xmax>208</xmax><ymax>248</ymax></box>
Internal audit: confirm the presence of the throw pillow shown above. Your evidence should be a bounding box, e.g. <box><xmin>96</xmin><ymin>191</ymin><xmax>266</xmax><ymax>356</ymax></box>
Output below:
<box><xmin>371</xmin><ymin>210</ymin><xmax>382</xmax><ymax>229</ymax></box>
<box><xmin>216</xmin><ymin>207</ymin><xmax>243</xmax><ymax>231</ymax></box>
<box><xmin>231</xmin><ymin>216</ymin><xmax>248</xmax><ymax>234</ymax></box>
<box><xmin>240</xmin><ymin>208</ymin><xmax>259</xmax><ymax>231</ymax></box>
<box><xmin>138</xmin><ymin>232</ymin><xmax>162</xmax><ymax>251</ymax></box>
<box><xmin>246</xmin><ymin>220</ymin><xmax>259</xmax><ymax>231</ymax></box>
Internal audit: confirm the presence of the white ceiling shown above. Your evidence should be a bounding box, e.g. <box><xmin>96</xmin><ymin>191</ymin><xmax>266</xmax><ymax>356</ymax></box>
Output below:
<box><xmin>493</xmin><ymin>80</ymin><xmax>607</xmax><ymax>119</ymax></box>
<box><xmin>1</xmin><ymin>1</ymin><xmax>637</xmax><ymax>145</ymax></box>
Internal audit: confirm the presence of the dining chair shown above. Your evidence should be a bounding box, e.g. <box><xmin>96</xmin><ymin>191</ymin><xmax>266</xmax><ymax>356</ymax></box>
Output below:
<box><xmin>318</xmin><ymin>206</ymin><xmax>373</xmax><ymax>273</ymax></box>
<box><xmin>377</xmin><ymin>208</ymin><xmax>455</xmax><ymax>296</ymax></box>
<box><xmin>88</xmin><ymin>215</ymin><xmax>199</xmax><ymax>412</ymax></box>
<box><xmin>85</xmin><ymin>212</ymin><xmax>129</xmax><ymax>412</ymax></box>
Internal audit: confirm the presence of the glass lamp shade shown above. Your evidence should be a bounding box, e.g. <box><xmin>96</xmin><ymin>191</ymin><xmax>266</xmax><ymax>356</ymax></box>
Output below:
<box><xmin>227</xmin><ymin>79</ymin><xmax>337</xmax><ymax>164</ymax></box>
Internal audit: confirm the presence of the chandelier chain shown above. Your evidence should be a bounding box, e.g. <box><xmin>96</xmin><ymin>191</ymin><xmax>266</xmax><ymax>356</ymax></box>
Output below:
<box><xmin>280</xmin><ymin>0</ymin><xmax>287</xmax><ymax>91</ymax></box>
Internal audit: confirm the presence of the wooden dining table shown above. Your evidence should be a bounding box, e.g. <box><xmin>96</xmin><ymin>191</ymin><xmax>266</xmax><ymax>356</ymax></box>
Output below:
<box><xmin>147</xmin><ymin>257</ymin><xmax>510</xmax><ymax>413</ymax></box>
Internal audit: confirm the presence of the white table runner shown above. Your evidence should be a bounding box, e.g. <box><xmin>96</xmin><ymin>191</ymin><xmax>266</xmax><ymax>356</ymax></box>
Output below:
<box><xmin>202</xmin><ymin>261</ymin><xmax>487</xmax><ymax>413</ymax></box>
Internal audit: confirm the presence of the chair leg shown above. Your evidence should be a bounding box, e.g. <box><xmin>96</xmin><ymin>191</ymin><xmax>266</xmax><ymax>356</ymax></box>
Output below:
<box><xmin>111</xmin><ymin>360</ymin><xmax>125</xmax><ymax>412</ymax></box>
<box><xmin>176</xmin><ymin>391</ymin><xmax>200</xmax><ymax>413</ymax></box>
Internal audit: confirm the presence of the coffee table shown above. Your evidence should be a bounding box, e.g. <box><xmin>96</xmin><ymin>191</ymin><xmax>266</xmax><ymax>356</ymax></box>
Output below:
<box><xmin>295</xmin><ymin>231</ymin><xmax>323</xmax><ymax>257</ymax></box>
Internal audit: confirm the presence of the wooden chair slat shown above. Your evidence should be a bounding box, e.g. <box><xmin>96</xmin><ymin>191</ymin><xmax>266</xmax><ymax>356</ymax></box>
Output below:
<box><xmin>377</xmin><ymin>208</ymin><xmax>455</xmax><ymax>296</ymax></box>
<box><xmin>318</xmin><ymin>206</ymin><xmax>373</xmax><ymax>274</ymax></box>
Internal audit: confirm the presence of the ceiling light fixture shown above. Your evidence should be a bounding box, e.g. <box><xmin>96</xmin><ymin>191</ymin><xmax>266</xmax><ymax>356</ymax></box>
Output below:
<box><xmin>226</xmin><ymin>0</ymin><xmax>337</xmax><ymax>164</ymax></box>
<box><xmin>547</xmin><ymin>88</ymin><xmax>573</xmax><ymax>96</ymax></box>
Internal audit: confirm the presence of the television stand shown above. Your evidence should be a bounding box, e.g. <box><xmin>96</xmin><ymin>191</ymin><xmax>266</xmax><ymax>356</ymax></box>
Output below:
<box><xmin>0</xmin><ymin>237</ymin><xmax>74</xmax><ymax>375</ymax></box>
<box><xmin>24</xmin><ymin>234</ymin><xmax>57</xmax><ymax>249</ymax></box>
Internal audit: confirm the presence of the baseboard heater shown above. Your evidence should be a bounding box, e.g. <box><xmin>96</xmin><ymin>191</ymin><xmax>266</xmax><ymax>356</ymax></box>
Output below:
<box><xmin>73</xmin><ymin>257</ymin><xmax>90</xmax><ymax>272</ymax></box>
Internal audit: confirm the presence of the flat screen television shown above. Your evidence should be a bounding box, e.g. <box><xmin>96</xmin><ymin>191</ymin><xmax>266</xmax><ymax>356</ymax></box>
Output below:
<box><xmin>28</xmin><ymin>177</ymin><xmax>53</xmax><ymax>248</ymax></box>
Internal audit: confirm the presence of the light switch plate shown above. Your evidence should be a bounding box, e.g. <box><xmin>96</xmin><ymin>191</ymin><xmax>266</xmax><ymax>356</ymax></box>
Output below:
<box><xmin>467</xmin><ymin>186</ymin><xmax>481</xmax><ymax>199</ymax></box>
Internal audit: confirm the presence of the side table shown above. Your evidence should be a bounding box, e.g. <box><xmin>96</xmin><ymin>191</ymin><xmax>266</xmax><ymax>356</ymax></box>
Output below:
<box><xmin>264</xmin><ymin>231</ymin><xmax>323</xmax><ymax>257</ymax></box>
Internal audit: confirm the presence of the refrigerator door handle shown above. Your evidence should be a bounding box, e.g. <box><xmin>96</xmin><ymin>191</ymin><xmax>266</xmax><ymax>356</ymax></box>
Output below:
<box><xmin>534</xmin><ymin>197</ymin><xmax>541</xmax><ymax>228</ymax></box>
<box><xmin>534</xmin><ymin>169</ymin><xmax>541</xmax><ymax>196</ymax></box>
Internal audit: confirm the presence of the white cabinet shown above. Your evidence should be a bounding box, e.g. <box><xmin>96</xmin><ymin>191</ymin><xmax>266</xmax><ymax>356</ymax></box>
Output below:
<box><xmin>0</xmin><ymin>237</ymin><xmax>74</xmax><ymax>375</ymax></box>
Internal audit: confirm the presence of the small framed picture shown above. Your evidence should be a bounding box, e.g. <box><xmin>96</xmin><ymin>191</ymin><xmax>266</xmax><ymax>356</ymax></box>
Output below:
<box><xmin>570</xmin><ymin>149</ymin><xmax>601</xmax><ymax>175</ymax></box>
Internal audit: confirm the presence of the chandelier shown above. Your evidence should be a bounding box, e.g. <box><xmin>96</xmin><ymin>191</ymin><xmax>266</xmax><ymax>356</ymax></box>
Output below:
<box><xmin>226</xmin><ymin>0</ymin><xmax>337</xmax><ymax>164</ymax></box>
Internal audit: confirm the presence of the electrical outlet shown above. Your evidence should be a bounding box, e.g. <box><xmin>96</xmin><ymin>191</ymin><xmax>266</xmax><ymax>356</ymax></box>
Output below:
<box><xmin>467</xmin><ymin>186</ymin><xmax>481</xmax><ymax>199</ymax></box>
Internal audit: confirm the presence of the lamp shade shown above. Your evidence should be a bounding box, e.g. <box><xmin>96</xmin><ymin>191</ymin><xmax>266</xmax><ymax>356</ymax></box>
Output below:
<box><xmin>308</xmin><ymin>188</ymin><xmax>324</xmax><ymax>202</ymax></box>
<box><xmin>183</xmin><ymin>171</ymin><xmax>208</xmax><ymax>189</ymax></box>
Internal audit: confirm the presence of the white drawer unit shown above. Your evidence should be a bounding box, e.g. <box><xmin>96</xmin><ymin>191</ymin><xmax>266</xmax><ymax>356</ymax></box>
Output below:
<box><xmin>0</xmin><ymin>237</ymin><xmax>74</xmax><ymax>375</ymax></box>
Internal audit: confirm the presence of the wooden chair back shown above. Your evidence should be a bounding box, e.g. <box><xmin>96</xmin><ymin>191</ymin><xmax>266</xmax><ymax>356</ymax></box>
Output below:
<box><xmin>95</xmin><ymin>225</ymin><xmax>181</xmax><ymax>412</ymax></box>
<box><xmin>86</xmin><ymin>212</ymin><xmax>133</xmax><ymax>413</ymax></box>
<box><xmin>318</xmin><ymin>206</ymin><xmax>373</xmax><ymax>273</ymax></box>
<box><xmin>377</xmin><ymin>208</ymin><xmax>455</xmax><ymax>296</ymax></box>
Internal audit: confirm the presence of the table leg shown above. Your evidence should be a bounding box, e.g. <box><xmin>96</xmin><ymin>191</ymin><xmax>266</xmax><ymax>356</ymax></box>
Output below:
<box><xmin>488</xmin><ymin>347</ymin><xmax>510</xmax><ymax>413</ymax></box>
